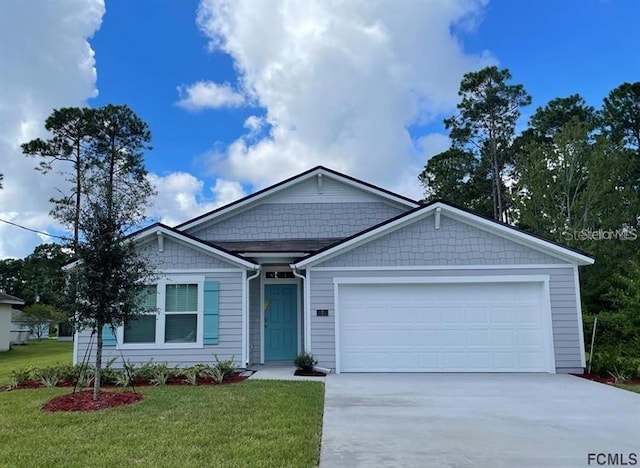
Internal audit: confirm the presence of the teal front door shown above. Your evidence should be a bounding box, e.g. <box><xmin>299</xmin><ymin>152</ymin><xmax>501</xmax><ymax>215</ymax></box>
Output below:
<box><xmin>264</xmin><ymin>284</ymin><xmax>298</xmax><ymax>361</ymax></box>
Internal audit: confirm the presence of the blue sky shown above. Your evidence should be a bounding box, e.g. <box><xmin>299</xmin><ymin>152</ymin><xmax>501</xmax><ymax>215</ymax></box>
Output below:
<box><xmin>1</xmin><ymin>0</ymin><xmax>638</xmax><ymax>258</ymax></box>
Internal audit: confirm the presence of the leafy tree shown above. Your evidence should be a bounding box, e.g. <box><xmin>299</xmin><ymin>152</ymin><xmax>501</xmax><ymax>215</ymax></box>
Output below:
<box><xmin>21</xmin><ymin>244</ymin><xmax>71</xmax><ymax>306</ymax></box>
<box><xmin>0</xmin><ymin>258</ymin><xmax>25</xmax><ymax>298</ymax></box>
<box><xmin>527</xmin><ymin>94</ymin><xmax>597</xmax><ymax>140</ymax></box>
<box><xmin>602</xmin><ymin>82</ymin><xmax>640</xmax><ymax>156</ymax></box>
<box><xmin>59</xmin><ymin>104</ymin><xmax>156</xmax><ymax>400</ymax></box>
<box><xmin>22</xmin><ymin>108</ymin><xmax>94</xmax><ymax>253</ymax></box>
<box><xmin>443</xmin><ymin>66</ymin><xmax>531</xmax><ymax>221</ymax></box>
<box><xmin>419</xmin><ymin>148</ymin><xmax>494</xmax><ymax>216</ymax></box>
<box><xmin>17</xmin><ymin>303</ymin><xmax>65</xmax><ymax>340</ymax></box>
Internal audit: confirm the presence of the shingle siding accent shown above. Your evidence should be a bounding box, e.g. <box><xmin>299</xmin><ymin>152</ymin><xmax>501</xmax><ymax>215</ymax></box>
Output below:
<box><xmin>137</xmin><ymin>238</ymin><xmax>238</xmax><ymax>270</ymax></box>
<box><xmin>190</xmin><ymin>202</ymin><xmax>404</xmax><ymax>241</ymax></box>
<box><xmin>309</xmin><ymin>268</ymin><xmax>582</xmax><ymax>373</ymax></box>
<box><xmin>317</xmin><ymin>214</ymin><xmax>559</xmax><ymax>267</ymax></box>
<box><xmin>75</xmin><ymin>271</ymin><xmax>244</xmax><ymax>368</ymax></box>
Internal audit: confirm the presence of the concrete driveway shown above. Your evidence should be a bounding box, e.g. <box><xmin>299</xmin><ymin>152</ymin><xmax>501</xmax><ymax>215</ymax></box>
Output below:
<box><xmin>320</xmin><ymin>374</ymin><xmax>639</xmax><ymax>468</ymax></box>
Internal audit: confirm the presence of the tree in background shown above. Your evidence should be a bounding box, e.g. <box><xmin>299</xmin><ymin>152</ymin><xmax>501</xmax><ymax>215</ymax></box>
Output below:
<box><xmin>436</xmin><ymin>66</ymin><xmax>531</xmax><ymax>221</ymax></box>
<box><xmin>58</xmin><ymin>104</ymin><xmax>156</xmax><ymax>400</ymax></box>
<box><xmin>22</xmin><ymin>108</ymin><xmax>94</xmax><ymax>254</ymax></box>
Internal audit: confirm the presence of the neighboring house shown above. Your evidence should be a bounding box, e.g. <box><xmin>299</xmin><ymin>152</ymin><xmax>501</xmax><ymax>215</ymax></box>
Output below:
<box><xmin>0</xmin><ymin>292</ymin><xmax>25</xmax><ymax>351</ymax></box>
<box><xmin>11</xmin><ymin>310</ymin><xmax>49</xmax><ymax>341</ymax></box>
<box><xmin>74</xmin><ymin>166</ymin><xmax>594</xmax><ymax>373</ymax></box>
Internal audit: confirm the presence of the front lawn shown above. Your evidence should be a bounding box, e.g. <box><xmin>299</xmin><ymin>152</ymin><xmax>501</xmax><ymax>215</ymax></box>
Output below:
<box><xmin>0</xmin><ymin>340</ymin><xmax>72</xmax><ymax>384</ymax></box>
<box><xmin>615</xmin><ymin>384</ymin><xmax>640</xmax><ymax>394</ymax></box>
<box><xmin>0</xmin><ymin>380</ymin><xmax>324</xmax><ymax>467</ymax></box>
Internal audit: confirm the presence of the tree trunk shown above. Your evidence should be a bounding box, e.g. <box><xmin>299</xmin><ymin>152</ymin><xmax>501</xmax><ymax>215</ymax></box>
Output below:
<box><xmin>93</xmin><ymin>323</ymin><xmax>102</xmax><ymax>400</ymax></box>
<box><xmin>74</xmin><ymin>150</ymin><xmax>81</xmax><ymax>255</ymax></box>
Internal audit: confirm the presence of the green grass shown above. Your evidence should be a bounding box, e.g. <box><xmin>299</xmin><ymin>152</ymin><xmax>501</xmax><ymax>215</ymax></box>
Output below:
<box><xmin>615</xmin><ymin>383</ymin><xmax>640</xmax><ymax>394</ymax></box>
<box><xmin>0</xmin><ymin>380</ymin><xmax>324</xmax><ymax>467</ymax></box>
<box><xmin>0</xmin><ymin>340</ymin><xmax>72</xmax><ymax>384</ymax></box>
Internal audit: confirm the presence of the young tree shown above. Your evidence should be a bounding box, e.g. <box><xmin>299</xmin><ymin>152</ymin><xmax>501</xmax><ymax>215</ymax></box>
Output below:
<box><xmin>22</xmin><ymin>108</ymin><xmax>94</xmax><ymax>253</ymax></box>
<box><xmin>60</xmin><ymin>104</ymin><xmax>156</xmax><ymax>400</ymax></box>
<box><xmin>443</xmin><ymin>66</ymin><xmax>531</xmax><ymax>221</ymax></box>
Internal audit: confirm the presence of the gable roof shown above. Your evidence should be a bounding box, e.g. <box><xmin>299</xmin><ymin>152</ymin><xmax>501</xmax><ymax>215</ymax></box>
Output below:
<box><xmin>0</xmin><ymin>292</ymin><xmax>24</xmax><ymax>305</ymax></box>
<box><xmin>131</xmin><ymin>223</ymin><xmax>260</xmax><ymax>269</ymax></box>
<box><xmin>176</xmin><ymin>166</ymin><xmax>420</xmax><ymax>232</ymax></box>
<box><xmin>292</xmin><ymin>200</ymin><xmax>595</xmax><ymax>268</ymax></box>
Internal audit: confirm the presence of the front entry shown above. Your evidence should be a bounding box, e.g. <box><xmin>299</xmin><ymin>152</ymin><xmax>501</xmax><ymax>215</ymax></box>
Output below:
<box><xmin>264</xmin><ymin>284</ymin><xmax>298</xmax><ymax>361</ymax></box>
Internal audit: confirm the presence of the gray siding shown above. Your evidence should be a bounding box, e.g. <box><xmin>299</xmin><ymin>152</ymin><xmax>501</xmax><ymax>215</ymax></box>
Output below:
<box><xmin>190</xmin><ymin>202</ymin><xmax>404</xmax><ymax>241</ymax></box>
<box><xmin>318</xmin><ymin>214</ymin><xmax>559</xmax><ymax>267</ymax></box>
<box><xmin>137</xmin><ymin>237</ymin><xmax>240</xmax><ymax>270</ymax></box>
<box><xmin>308</xmin><ymin>268</ymin><xmax>582</xmax><ymax>373</ymax></box>
<box><xmin>75</xmin><ymin>271</ymin><xmax>244</xmax><ymax>368</ymax></box>
<box><xmin>249</xmin><ymin>277</ymin><xmax>261</xmax><ymax>364</ymax></box>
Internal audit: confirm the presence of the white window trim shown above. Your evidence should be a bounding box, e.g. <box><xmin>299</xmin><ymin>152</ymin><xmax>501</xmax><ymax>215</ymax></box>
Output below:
<box><xmin>117</xmin><ymin>275</ymin><xmax>205</xmax><ymax>350</ymax></box>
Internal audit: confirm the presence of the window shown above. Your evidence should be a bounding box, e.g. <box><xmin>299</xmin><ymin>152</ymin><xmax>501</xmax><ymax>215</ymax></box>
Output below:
<box><xmin>117</xmin><ymin>276</ymin><xmax>206</xmax><ymax>348</ymax></box>
<box><xmin>164</xmin><ymin>284</ymin><xmax>198</xmax><ymax>343</ymax></box>
<box><xmin>123</xmin><ymin>285</ymin><xmax>157</xmax><ymax>344</ymax></box>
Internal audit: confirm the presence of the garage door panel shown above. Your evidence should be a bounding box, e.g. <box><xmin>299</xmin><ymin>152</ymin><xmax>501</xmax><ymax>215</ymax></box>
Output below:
<box><xmin>338</xmin><ymin>282</ymin><xmax>552</xmax><ymax>373</ymax></box>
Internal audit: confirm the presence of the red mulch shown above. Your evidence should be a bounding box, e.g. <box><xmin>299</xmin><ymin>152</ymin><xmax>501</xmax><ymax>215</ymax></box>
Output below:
<box><xmin>42</xmin><ymin>390</ymin><xmax>143</xmax><ymax>413</ymax></box>
<box><xmin>2</xmin><ymin>372</ymin><xmax>252</xmax><ymax>393</ymax></box>
<box><xmin>572</xmin><ymin>373</ymin><xmax>640</xmax><ymax>386</ymax></box>
<box><xmin>294</xmin><ymin>370</ymin><xmax>326</xmax><ymax>377</ymax></box>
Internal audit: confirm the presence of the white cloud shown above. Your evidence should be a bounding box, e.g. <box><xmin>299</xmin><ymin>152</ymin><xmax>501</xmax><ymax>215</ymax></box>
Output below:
<box><xmin>195</xmin><ymin>0</ymin><xmax>494</xmax><ymax>194</ymax></box>
<box><xmin>0</xmin><ymin>0</ymin><xmax>105</xmax><ymax>259</ymax></box>
<box><xmin>147</xmin><ymin>172</ymin><xmax>246</xmax><ymax>227</ymax></box>
<box><xmin>176</xmin><ymin>81</ymin><xmax>245</xmax><ymax>110</ymax></box>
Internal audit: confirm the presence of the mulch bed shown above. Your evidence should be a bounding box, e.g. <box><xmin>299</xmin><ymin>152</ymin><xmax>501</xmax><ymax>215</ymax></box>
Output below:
<box><xmin>294</xmin><ymin>370</ymin><xmax>326</xmax><ymax>377</ymax></box>
<box><xmin>29</xmin><ymin>371</ymin><xmax>253</xmax><ymax>413</ymax></box>
<box><xmin>3</xmin><ymin>371</ymin><xmax>252</xmax><ymax>392</ymax></box>
<box><xmin>572</xmin><ymin>373</ymin><xmax>640</xmax><ymax>386</ymax></box>
<box><xmin>42</xmin><ymin>390</ymin><xmax>144</xmax><ymax>413</ymax></box>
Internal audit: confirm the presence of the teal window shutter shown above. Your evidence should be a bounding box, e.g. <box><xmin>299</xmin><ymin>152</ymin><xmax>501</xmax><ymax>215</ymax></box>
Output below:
<box><xmin>203</xmin><ymin>281</ymin><xmax>220</xmax><ymax>345</ymax></box>
<box><xmin>102</xmin><ymin>323</ymin><xmax>116</xmax><ymax>347</ymax></box>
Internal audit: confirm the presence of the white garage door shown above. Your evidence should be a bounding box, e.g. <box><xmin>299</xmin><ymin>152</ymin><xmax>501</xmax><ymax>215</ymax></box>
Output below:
<box><xmin>338</xmin><ymin>282</ymin><xmax>553</xmax><ymax>373</ymax></box>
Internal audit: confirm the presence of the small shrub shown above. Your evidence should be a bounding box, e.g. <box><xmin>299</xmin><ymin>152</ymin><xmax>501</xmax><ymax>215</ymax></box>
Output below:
<box><xmin>212</xmin><ymin>355</ymin><xmax>236</xmax><ymax>378</ymax></box>
<box><xmin>181</xmin><ymin>364</ymin><xmax>208</xmax><ymax>386</ymax></box>
<box><xmin>210</xmin><ymin>367</ymin><xmax>226</xmax><ymax>384</ymax></box>
<box><xmin>294</xmin><ymin>352</ymin><xmax>317</xmax><ymax>373</ymax></box>
<box><xmin>74</xmin><ymin>365</ymin><xmax>95</xmax><ymax>388</ymax></box>
<box><xmin>608</xmin><ymin>367</ymin><xmax>630</xmax><ymax>384</ymax></box>
<box><xmin>148</xmin><ymin>362</ymin><xmax>171</xmax><ymax>386</ymax></box>
<box><xmin>8</xmin><ymin>367</ymin><xmax>33</xmax><ymax>389</ymax></box>
<box><xmin>33</xmin><ymin>367</ymin><xmax>62</xmax><ymax>388</ymax></box>
<box><xmin>591</xmin><ymin>350</ymin><xmax>639</xmax><ymax>379</ymax></box>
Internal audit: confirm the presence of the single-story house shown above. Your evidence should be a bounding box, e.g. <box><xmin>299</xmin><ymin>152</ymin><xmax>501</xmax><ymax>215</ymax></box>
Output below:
<box><xmin>11</xmin><ymin>310</ymin><xmax>49</xmax><ymax>341</ymax></box>
<box><xmin>0</xmin><ymin>292</ymin><xmax>25</xmax><ymax>351</ymax></box>
<box><xmin>74</xmin><ymin>166</ymin><xmax>594</xmax><ymax>373</ymax></box>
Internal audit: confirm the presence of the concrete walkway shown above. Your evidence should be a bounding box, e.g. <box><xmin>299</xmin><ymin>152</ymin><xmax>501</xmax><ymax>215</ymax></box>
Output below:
<box><xmin>320</xmin><ymin>373</ymin><xmax>640</xmax><ymax>468</ymax></box>
<box><xmin>247</xmin><ymin>364</ymin><xmax>327</xmax><ymax>382</ymax></box>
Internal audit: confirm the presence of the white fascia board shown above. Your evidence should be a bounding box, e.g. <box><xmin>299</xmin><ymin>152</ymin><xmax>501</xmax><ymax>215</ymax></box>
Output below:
<box><xmin>293</xmin><ymin>202</ymin><xmax>594</xmax><ymax>269</ymax></box>
<box><xmin>132</xmin><ymin>226</ymin><xmax>259</xmax><ymax>270</ymax></box>
<box><xmin>176</xmin><ymin>168</ymin><xmax>419</xmax><ymax>232</ymax></box>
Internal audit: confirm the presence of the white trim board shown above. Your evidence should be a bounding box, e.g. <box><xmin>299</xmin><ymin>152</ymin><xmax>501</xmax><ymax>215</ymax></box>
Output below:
<box><xmin>573</xmin><ymin>265</ymin><xmax>587</xmax><ymax>368</ymax></box>
<box><xmin>311</xmin><ymin>264</ymin><xmax>573</xmax><ymax>272</ymax></box>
